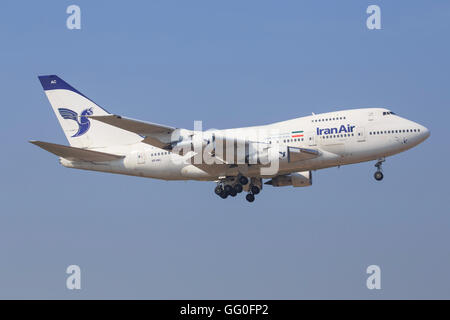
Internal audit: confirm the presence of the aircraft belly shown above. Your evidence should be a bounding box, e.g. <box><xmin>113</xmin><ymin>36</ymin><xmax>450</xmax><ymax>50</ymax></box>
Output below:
<box><xmin>181</xmin><ymin>165</ymin><xmax>212</xmax><ymax>179</ymax></box>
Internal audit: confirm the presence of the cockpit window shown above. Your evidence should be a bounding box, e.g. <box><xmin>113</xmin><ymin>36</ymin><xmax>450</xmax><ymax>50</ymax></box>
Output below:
<box><xmin>383</xmin><ymin>111</ymin><xmax>396</xmax><ymax>116</ymax></box>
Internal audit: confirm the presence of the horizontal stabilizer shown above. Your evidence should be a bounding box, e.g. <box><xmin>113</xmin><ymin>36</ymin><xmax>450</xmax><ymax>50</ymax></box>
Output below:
<box><xmin>29</xmin><ymin>140</ymin><xmax>124</xmax><ymax>162</ymax></box>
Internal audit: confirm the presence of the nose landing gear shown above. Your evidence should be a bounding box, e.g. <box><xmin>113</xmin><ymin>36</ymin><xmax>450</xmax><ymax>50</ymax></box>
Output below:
<box><xmin>374</xmin><ymin>158</ymin><xmax>385</xmax><ymax>181</ymax></box>
<box><xmin>374</xmin><ymin>171</ymin><xmax>384</xmax><ymax>181</ymax></box>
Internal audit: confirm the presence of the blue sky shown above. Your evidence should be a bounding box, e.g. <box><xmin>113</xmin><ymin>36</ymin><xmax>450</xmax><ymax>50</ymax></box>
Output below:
<box><xmin>0</xmin><ymin>0</ymin><xmax>449</xmax><ymax>298</ymax></box>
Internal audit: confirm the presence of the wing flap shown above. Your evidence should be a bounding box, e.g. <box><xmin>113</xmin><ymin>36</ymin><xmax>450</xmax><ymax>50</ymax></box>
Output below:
<box><xmin>30</xmin><ymin>140</ymin><xmax>124</xmax><ymax>162</ymax></box>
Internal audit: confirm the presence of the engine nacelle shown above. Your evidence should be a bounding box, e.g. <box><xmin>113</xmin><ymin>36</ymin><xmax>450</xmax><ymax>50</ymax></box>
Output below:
<box><xmin>267</xmin><ymin>171</ymin><xmax>312</xmax><ymax>187</ymax></box>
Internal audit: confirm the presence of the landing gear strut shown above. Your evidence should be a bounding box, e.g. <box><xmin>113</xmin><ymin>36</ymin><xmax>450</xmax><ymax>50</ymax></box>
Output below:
<box><xmin>245</xmin><ymin>177</ymin><xmax>262</xmax><ymax>202</ymax></box>
<box><xmin>374</xmin><ymin>158</ymin><xmax>385</xmax><ymax>181</ymax></box>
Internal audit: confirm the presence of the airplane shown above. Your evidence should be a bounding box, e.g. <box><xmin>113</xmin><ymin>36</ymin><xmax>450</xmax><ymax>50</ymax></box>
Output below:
<box><xmin>31</xmin><ymin>75</ymin><xmax>430</xmax><ymax>203</ymax></box>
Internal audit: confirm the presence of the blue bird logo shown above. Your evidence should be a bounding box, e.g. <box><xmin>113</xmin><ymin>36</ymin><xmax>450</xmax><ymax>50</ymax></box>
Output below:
<box><xmin>58</xmin><ymin>107</ymin><xmax>93</xmax><ymax>137</ymax></box>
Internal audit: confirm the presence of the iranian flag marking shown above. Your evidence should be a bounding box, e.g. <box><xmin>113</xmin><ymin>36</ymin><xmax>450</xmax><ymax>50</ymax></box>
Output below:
<box><xmin>292</xmin><ymin>130</ymin><xmax>304</xmax><ymax>138</ymax></box>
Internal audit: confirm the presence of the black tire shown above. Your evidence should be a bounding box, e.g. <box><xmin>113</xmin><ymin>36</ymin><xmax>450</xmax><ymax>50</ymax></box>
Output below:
<box><xmin>234</xmin><ymin>184</ymin><xmax>243</xmax><ymax>193</ymax></box>
<box><xmin>246</xmin><ymin>193</ymin><xmax>255</xmax><ymax>202</ymax></box>
<box><xmin>239</xmin><ymin>176</ymin><xmax>249</xmax><ymax>185</ymax></box>
<box><xmin>224</xmin><ymin>185</ymin><xmax>233</xmax><ymax>193</ymax></box>
<box><xmin>220</xmin><ymin>191</ymin><xmax>228</xmax><ymax>199</ymax></box>
<box><xmin>374</xmin><ymin>171</ymin><xmax>384</xmax><ymax>181</ymax></box>
<box><xmin>229</xmin><ymin>189</ymin><xmax>237</xmax><ymax>197</ymax></box>
<box><xmin>250</xmin><ymin>185</ymin><xmax>260</xmax><ymax>195</ymax></box>
<box><xmin>214</xmin><ymin>185</ymin><xmax>223</xmax><ymax>195</ymax></box>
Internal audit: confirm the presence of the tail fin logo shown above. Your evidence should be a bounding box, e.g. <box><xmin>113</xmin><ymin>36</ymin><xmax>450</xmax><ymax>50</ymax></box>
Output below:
<box><xmin>58</xmin><ymin>107</ymin><xmax>93</xmax><ymax>137</ymax></box>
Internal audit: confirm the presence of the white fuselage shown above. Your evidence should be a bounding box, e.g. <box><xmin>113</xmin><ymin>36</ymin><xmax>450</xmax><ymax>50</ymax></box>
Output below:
<box><xmin>61</xmin><ymin>108</ymin><xmax>430</xmax><ymax>180</ymax></box>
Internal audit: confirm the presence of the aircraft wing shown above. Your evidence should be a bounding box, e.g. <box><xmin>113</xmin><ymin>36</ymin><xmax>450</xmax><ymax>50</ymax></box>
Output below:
<box><xmin>89</xmin><ymin>114</ymin><xmax>176</xmax><ymax>148</ymax></box>
<box><xmin>29</xmin><ymin>140</ymin><xmax>124</xmax><ymax>162</ymax></box>
<box><xmin>89</xmin><ymin>115</ymin><xmax>175</xmax><ymax>135</ymax></box>
<box><xmin>288</xmin><ymin>146</ymin><xmax>320</xmax><ymax>162</ymax></box>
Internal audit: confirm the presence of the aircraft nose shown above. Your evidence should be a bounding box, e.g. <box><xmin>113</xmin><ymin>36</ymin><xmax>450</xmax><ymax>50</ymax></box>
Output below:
<box><xmin>421</xmin><ymin>125</ymin><xmax>430</xmax><ymax>140</ymax></box>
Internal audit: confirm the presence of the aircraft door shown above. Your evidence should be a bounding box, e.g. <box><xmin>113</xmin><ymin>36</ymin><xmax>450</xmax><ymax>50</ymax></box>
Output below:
<box><xmin>137</xmin><ymin>151</ymin><xmax>145</xmax><ymax>164</ymax></box>
<box><xmin>356</xmin><ymin>127</ymin><xmax>366</xmax><ymax>142</ymax></box>
<box><xmin>305</xmin><ymin>132</ymin><xmax>316</xmax><ymax>146</ymax></box>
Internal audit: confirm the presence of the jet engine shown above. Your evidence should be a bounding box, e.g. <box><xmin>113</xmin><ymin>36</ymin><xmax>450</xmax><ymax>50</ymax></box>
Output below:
<box><xmin>265</xmin><ymin>171</ymin><xmax>312</xmax><ymax>187</ymax></box>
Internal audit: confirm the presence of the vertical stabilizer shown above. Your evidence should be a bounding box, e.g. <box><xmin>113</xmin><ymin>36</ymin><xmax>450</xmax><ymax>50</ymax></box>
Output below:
<box><xmin>38</xmin><ymin>75</ymin><xmax>141</xmax><ymax>148</ymax></box>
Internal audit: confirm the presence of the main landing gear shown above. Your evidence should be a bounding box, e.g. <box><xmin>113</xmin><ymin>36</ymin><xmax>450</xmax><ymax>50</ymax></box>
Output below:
<box><xmin>214</xmin><ymin>179</ymin><xmax>244</xmax><ymax>199</ymax></box>
<box><xmin>374</xmin><ymin>158</ymin><xmax>385</xmax><ymax>181</ymax></box>
<box><xmin>214</xmin><ymin>176</ymin><xmax>261</xmax><ymax>203</ymax></box>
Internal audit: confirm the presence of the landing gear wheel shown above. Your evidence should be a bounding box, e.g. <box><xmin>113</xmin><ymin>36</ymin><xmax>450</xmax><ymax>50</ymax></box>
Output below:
<box><xmin>239</xmin><ymin>176</ymin><xmax>249</xmax><ymax>185</ymax></box>
<box><xmin>246</xmin><ymin>193</ymin><xmax>255</xmax><ymax>202</ymax></box>
<box><xmin>234</xmin><ymin>184</ymin><xmax>243</xmax><ymax>193</ymax></box>
<box><xmin>374</xmin><ymin>171</ymin><xmax>384</xmax><ymax>181</ymax></box>
<box><xmin>220</xmin><ymin>191</ymin><xmax>228</xmax><ymax>199</ymax></box>
<box><xmin>250</xmin><ymin>185</ymin><xmax>260</xmax><ymax>195</ymax></box>
<box><xmin>214</xmin><ymin>185</ymin><xmax>223</xmax><ymax>195</ymax></box>
<box><xmin>224</xmin><ymin>185</ymin><xmax>233</xmax><ymax>194</ymax></box>
<box><xmin>229</xmin><ymin>189</ymin><xmax>237</xmax><ymax>197</ymax></box>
